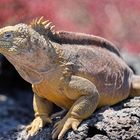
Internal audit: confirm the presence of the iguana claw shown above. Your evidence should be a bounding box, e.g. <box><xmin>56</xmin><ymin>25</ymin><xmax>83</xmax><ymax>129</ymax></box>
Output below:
<box><xmin>52</xmin><ymin>117</ymin><xmax>81</xmax><ymax>140</ymax></box>
<box><xmin>26</xmin><ymin>116</ymin><xmax>52</xmax><ymax>137</ymax></box>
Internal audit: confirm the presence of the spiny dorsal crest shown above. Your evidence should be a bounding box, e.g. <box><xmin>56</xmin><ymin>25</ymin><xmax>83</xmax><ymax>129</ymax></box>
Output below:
<box><xmin>30</xmin><ymin>16</ymin><xmax>55</xmax><ymax>36</ymax></box>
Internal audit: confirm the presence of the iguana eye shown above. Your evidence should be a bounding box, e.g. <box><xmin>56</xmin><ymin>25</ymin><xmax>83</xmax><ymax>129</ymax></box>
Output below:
<box><xmin>3</xmin><ymin>32</ymin><xmax>13</xmax><ymax>39</ymax></box>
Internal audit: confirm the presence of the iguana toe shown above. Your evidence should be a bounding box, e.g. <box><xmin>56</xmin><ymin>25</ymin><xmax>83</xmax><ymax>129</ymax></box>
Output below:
<box><xmin>26</xmin><ymin>116</ymin><xmax>52</xmax><ymax>137</ymax></box>
<box><xmin>52</xmin><ymin>117</ymin><xmax>81</xmax><ymax>140</ymax></box>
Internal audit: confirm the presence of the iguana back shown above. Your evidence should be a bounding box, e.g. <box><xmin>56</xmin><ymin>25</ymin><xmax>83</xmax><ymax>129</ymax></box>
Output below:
<box><xmin>30</xmin><ymin>17</ymin><xmax>121</xmax><ymax>57</ymax></box>
<box><xmin>49</xmin><ymin>31</ymin><xmax>121</xmax><ymax>57</ymax></box>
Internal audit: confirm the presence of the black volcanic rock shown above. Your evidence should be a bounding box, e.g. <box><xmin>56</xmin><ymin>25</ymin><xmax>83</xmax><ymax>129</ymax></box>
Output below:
<box><xmin>0</xmin><ymin>95</ymin><xmax>140</xmax><ymax>140</ymax></box>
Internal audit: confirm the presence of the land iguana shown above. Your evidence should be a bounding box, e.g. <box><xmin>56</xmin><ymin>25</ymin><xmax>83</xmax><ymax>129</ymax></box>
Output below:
<box><xmin>0</xmin><ymin>17</ymin><xmax>140</xmax><ymax>140</ymax></box>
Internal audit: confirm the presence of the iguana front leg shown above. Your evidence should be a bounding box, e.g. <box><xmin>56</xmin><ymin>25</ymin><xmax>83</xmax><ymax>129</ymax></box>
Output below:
<box><xmin>26</xmin><ymin>87</ymin><xmax>53</xmax><ymax>137</ymax></box>
<box><xmin>52</xmin><ymin>76</ymin><xmax>100</xmax><ymax>139</ymax></box>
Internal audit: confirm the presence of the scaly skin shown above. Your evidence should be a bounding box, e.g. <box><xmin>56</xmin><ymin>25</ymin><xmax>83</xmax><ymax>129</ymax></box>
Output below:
<box><xmin>0</xmin><ymin>17</ymin><xmax>140</xmax><ymax>139</ymax></box>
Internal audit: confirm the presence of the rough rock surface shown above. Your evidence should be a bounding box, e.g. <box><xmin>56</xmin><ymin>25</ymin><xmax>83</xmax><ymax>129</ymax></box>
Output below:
<box><xmin>0</xmin><ymin>93</ymin><xmax>33</xmax><ymax>140</ymax></box>
<box><xmin>0</xmin><ymin>94</ymin><xmax>140</xmax><ymax>140</ymax></box>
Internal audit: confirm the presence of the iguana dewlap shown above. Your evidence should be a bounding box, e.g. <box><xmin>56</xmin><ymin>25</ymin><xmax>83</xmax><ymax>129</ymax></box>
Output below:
<box><xmin>0</xmin><ymin>17</ymin><xmax>139</xmax><ymax>140</ymax></box>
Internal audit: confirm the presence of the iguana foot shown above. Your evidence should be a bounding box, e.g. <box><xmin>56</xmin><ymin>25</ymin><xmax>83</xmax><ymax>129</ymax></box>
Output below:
<box><xmin>26</xmin><ymin>116</ymin><xmax>52</xmax><ymax>137</ymax></box>
<box><xmin>52</xmin><ymin>116</ymin><xmax>82</xmax><ymax>140</ymax></box>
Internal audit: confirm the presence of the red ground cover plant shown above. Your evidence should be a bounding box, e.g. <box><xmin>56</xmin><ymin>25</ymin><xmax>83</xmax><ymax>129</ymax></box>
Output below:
<box><xmin>0</xmin><ymin>0</ymin><xmax>140</xmax><ymax>52</ymax></box>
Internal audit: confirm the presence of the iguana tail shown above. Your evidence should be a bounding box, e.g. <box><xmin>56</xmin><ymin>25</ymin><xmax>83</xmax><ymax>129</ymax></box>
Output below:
<box><xmin>130</xmin><ymin>75</ymin><xmax>140</xmax><ymax>97</ymax></box>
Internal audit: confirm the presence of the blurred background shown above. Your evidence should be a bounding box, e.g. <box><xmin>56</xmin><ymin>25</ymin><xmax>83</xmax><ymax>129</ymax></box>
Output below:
<box><xmin>0</xmin><ymin>0</ymin><xmax>140</xmax><ymax>135</ymax></box>
<box><xmin>0</xmin><ymin>0</ymin><xmax>140</xmax><ymax>52</ymax></box>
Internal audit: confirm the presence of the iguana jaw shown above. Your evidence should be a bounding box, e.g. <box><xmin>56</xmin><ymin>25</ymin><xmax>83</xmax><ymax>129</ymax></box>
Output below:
<box><xmin>0</xmin><ymin>40</ymin><xmax>18</xmax><ymax>54</ymax></box>
<box><xmin>0</xmin><ymin>40</ymin><xmax>10</xmax><ymax>49</ymax></box>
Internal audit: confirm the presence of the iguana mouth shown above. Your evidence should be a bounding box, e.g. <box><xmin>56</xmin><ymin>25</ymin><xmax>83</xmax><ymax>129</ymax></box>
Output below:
<box><xmin>0</xmin><ymin>40</ymin><xmax>18</xmax><ymax>54</ymax></box>
<box><xmin>0</xmin><ymin>40</ymin><xmax>11</xmax><ymax>47</ymax></box>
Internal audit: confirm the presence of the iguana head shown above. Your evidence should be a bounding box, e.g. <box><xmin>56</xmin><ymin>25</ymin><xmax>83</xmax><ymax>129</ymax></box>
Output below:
<box><xmin>0</xmin><ymin>17</ymin><xmax>55</xmax><ymax>56</ymax></box>
<box><xmin>0</xmin><ymin>18</ymin><xmax>59</xmax><ymax>84</ymax></box>
<box><xmin>0</xmin><ymin>24</ymin><xmax>31</xmax><ymax>54</ymax></box>
<box><xmin>0</xmin><ymin>18</ymin><xmax>56</xmax><ymax>60</ymax></box>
